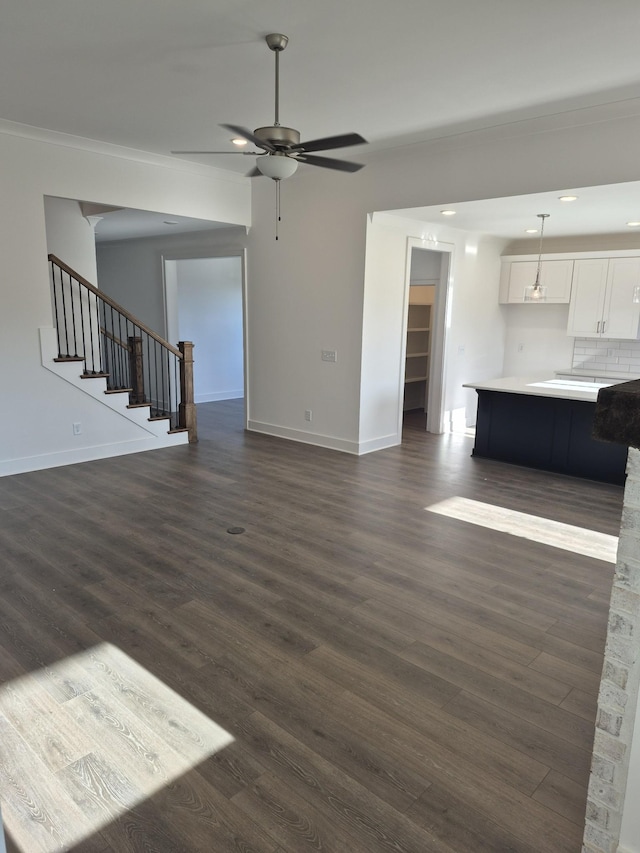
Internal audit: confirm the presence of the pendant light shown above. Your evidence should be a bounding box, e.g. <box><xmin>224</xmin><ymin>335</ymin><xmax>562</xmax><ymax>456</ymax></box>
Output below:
<box><xmin>524</xmin><ymin>213</ymin><xmax>549</xmax><ymax>302</ymax></box>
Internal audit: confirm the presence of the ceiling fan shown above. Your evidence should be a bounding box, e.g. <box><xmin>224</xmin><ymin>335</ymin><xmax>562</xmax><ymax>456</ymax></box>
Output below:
<box><xmin>172</xmin><ymin>33</ymin><xmax>368</xmax><ymax>181</ymax></box>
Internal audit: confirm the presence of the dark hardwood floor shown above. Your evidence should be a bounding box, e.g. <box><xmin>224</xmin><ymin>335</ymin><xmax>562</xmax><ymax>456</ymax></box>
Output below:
<box><xmin>0</xmin><ymin>400</ymin><xmax>624</xmax><ymax>852</ymax></box>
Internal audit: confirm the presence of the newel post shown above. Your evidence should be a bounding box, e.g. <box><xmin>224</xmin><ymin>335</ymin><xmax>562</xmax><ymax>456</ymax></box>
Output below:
<box><xmin>178</xmin><ymin>341</ymin><xmax>198</xmax><ymax>443</ymax></box>
<box><xmin>128</xmin><ymin>336</ymin><xmax>145</xmax><ymax>404</ymax></box>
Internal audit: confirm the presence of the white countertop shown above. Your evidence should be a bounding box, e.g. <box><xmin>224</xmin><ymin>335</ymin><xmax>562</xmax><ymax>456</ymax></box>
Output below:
<box><xmin>463</xmin><ymin>375</ymin><xmax>618</xmax><ymax>402</ymax></box>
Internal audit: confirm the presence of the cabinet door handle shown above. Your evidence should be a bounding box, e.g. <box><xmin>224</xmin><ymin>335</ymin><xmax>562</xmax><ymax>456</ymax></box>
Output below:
<box><xmin>602</xmin><ymin>320</ymin><xmax>606</xmax><ymax>334</ymax></box>
<box><xmin>596</xmin><ymin>321</ymin><xmax>601</xmax><ymax>333</ymax></box>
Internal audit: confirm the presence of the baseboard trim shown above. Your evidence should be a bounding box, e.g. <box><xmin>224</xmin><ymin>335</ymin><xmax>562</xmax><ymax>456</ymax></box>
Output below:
<box><xmin>0</xmin><ymin>434</ymin><xmax>188</xmax><ymax>478</ymax></box>
<box><xmin>247</xmin><ymin>420</ymin><xmax>360</xmax><ymax>454</ymax></box>
<box><xmin>357</xmin><ymin>433</ymin><xmax>400</xmax><ymax>454</ymax></box>
<box><xmin>195</xmin><ymin>390</ymin><xmax>244</xmax><ymax>403</ymax></box>
<box><xmin>246</xmin><ymin>421</ymin><xmax>400</xmax><ymax>455</ymax></box>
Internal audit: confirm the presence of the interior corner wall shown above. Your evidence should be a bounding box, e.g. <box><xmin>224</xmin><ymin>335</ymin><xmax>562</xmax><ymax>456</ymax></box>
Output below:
<box><xmin>44</xmin><ymin>197</ymin><xmax>99</xmax><ymax>284</ymax></box>
<box><xmin>0</xmin><ymin>129</ymin><xmax>249</xmax><ymax>476</ymax></box>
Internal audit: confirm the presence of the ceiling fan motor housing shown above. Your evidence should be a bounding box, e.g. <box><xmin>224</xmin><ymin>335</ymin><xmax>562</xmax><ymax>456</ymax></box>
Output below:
<box><xmin>254</xmin><ymin>126</ymin><xmax>300</xmax><ymax>149</ymax></box>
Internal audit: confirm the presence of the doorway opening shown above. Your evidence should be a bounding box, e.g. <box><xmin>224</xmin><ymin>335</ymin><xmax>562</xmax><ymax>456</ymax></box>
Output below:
<box><xmin>401</xmin><ymin>243</ymin><xmax>451</xmax><ymax>435</ymax></box>
<box><xmin>164</xmin><ymin>253</ymin><xmax>247</xmax><ymax>412</ymax></box>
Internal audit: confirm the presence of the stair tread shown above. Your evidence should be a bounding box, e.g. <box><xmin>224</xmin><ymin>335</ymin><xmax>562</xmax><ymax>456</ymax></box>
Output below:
<box><xmin>104</xmin><ymin>387</ymin><xmax>133</xmax><ymax>394</ymax></box>
<box><xmin>127</xmin><ymin>402</ymin><xmax>150</xmax><ymax>409</ymax></box>
<box><xmin>54</xmin><ymin>356</ymin><xmax>85</xmax><ymax>363</ymax></box>
<box><xmin>81</xmin><ymin>372</ymin><xmax>110</xmax><ymax>379</ymax></box>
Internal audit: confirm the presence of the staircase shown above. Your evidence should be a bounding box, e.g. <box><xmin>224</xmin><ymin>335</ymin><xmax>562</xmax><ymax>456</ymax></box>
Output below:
<box><xmin>44</xmin><ymin>254</ymin><xmax>197</xmax><ymax>446</ymax></box>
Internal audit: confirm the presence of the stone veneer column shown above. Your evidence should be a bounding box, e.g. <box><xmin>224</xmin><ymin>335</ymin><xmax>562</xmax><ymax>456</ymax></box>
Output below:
<box><xmin>584</xmin><ymin>380</ymin><xmax>640</xmax><ymax>853</ymax></box>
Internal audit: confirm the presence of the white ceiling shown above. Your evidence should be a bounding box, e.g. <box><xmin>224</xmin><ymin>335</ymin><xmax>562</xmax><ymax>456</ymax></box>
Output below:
<box><xmin>389</xmin><ymin>182</ymin><xmax>640</xmax><ymax>241</ymax></box>
<box><xmin>93</xmin><ymin>209</ymin><xmax>229</xmax><ymax>243</ymax></box>
<box><xmin>7</xmin><ymin>0</ymin><xmax>640</xmax><ymax>239</ymax></box>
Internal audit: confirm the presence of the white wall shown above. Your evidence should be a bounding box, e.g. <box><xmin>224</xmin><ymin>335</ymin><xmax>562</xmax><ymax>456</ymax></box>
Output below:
<box><xmin>246</xmin><ymin>175</ymin><xmax>367</xmax><ymax>451</ymax></box>
<box><xmin>44</xmin><ymin>197</ymin><xmax>99</xmax><ymax>284</ymax></box>
<box><xmin>174</xmin><ymin>257</ymin><xmax>244</xmax><ymax>403</ymax></box>
<box><xmin>502</xmin><ymin>304</ymin><xmax>575</xmax><ymax>376</ymax></box>
<box><xmin>0</xmin><ymin>125</ymin><xmax>249</xmax><ymax>476</ymax></box>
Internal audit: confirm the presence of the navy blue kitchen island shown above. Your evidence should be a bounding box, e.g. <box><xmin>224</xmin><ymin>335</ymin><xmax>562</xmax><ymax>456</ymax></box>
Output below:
<box><xmin>465</xmin><ymin>377</ymin><xmax>628</xmax><ymax>485</ymax></box>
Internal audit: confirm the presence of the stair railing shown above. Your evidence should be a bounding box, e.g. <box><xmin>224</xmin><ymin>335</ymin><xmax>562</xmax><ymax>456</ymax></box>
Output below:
<box><xmin>48</xmin><ymin>254</ymin><xmax>197</xmax><ymax>443</ymax></box>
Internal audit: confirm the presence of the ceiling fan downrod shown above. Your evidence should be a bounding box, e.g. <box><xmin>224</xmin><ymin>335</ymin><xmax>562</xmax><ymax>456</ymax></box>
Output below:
<box><xmin>265</xmin><ymin>33</ymin><xmax>288</xmax><ymax>128</ymax></box>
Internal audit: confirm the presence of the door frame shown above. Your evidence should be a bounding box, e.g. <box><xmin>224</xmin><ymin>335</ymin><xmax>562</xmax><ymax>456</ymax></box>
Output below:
<box><xmin>161</xmin><ymin>247</ymin><xmax>249</xmax><ymax>423</ymax></box>
<box><xmin>399</xmin><ymin>237</ymin><xmax>454</xmax><ymax>436</ymax></box>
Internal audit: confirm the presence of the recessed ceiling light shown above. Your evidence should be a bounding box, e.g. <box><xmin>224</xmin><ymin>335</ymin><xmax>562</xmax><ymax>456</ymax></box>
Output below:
<box><xmin>627</xmin><ymin>221</ymin><xmax>640</xmax><ymax>227</ymax></box>
<box><xmin>558</xmin><ymin>195</ymin><xmax>578</xmax><ymax>202</ymax></box>
<box><xmin>525</xmin><ymin>228</ymin><xmax>538</xmax><ymax>233</ymax></box>
<box><xmin>163</xmin><ymin>220</ymin><xmax>179</xmax><ymax>225</ymax></box>
<box><xmin>231</xmin><ymin>137</ymin><xmax>248</xmax><ymax>147</ymax></box>
<box><xmin>440</xmin><ymin>209</ymin><xmax>456</xmax><ymax>216</ymax></box>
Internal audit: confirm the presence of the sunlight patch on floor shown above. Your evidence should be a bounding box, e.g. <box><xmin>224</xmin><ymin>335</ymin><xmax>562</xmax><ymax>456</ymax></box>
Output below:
<box><xmin>0</xmin><ymin>643</ymin><xmax>233</xmax><ymax>852</ymax></box>
<box><xmin>426</xmin><ymin>496</ymin><xmax>618</xmax><ymax>563</ymax></box>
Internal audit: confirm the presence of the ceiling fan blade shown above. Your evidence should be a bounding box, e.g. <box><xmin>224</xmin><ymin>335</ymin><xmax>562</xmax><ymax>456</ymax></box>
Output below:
<box><xmin>220</xmin><ymin>123</ymin><xmax>275</xmax><ymax>152</ymax></box>
<box><xmin>291</xmin><ymin>132</ymin><xmax>367</xmax><ymax>154</ymax></box>
<box><xmin>296</xmin><ymin>153</ymin><xmax>364</xmax><ymax>173</ymax></box>
<box><xmin>171</xmin><ymin>150</ymin><xmax>259</xmax><ymax>155</ymax></box>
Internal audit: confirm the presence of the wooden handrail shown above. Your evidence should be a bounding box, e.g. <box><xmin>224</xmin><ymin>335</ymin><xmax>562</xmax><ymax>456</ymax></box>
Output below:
<box><xmin>48</xmin><ymin>254</ymin><xmax>182</xmax><ymax>358</ymax></box>
<box><xmin>100</xmin><ymin>326</ymin><xmax>131</xmax><ymax>351</ymax></box>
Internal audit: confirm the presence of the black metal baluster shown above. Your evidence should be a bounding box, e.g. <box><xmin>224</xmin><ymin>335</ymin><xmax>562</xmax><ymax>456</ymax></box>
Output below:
<box><xmin>173</xmin><ymin>355</ymin><xmax>179</xmax><ymax>430</ymax></box>
<box><xmin>109</xmin><ymin>305</ymin><xmax>117</xmax><ymax>390</ymax></box>
<box><xmin>60</xmin><ymin>272</ymin><xmax>70</xmax><ymax>357</ymax></box>
<box><xmin>125</xmin><ymin>318</ymin><xmax>131</xmax><ymax>393</ymax></box>
<box><xmin>165</xmin><ymin>347</ymin><xmax>171</xmax><ymax>420</ymax></box>
<box><xmin>51</xmin><ymin>262</ymin><xmax>62</xmax><ymax>357</ymax></box>
<box><xmin>96</xmin><ymin>294</ymin><xmax>109</xmax><ymax>373</ymax></box>
<box><xmin>98</xmin><ymin>294</ymin><xmax>104</xmax><ymax>373</ymax></box>
<box><xmin>78</xmin><ymin>280</ymin><xmax>87</xmax><ymax>373</ymax></box>
<box><xmin>86</xmin><ymin>290</ymin><xmax>94</xmax><ymax>374</ymax></box>
<box><xmin>70</xmin><ymin>275</ymin><xmax>79</xmax><ymax>358</ymax></box>
<box><xmin>154</xmin><ymin>340</ymin><xmax>160</xmax><ymax>416</ymax></box>
<box><xmin>117</xmin><ymin>312</ymin><xmax>124</xmax><ymax>388</ymax></box>
<box><xmin>146</xmin><ymin>333</ymin><xmax>152</xmax><ymax>412</ymax></box>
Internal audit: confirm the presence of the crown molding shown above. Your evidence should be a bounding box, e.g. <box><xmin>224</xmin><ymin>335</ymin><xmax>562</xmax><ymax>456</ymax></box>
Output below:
<box><xmin>0</xmin><ymin>118</ymin><xmax>248</xmax><ymax>184</ymax></box>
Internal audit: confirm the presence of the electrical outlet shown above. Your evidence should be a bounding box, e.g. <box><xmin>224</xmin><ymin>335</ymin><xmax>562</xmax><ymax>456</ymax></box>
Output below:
<box><xmin>304</xmin><ymin>410</ymin><xmax>312</xmax><ymax>422</ymax></box>
<box><xmin>321</xmin><ymin>349</ymin><xmax>337</xmax><ymax>363</ymax></box>
<box><xmin>72</xmin><ymin>422</ymin><xmax>82</xmax><ymax>435</ymax></box>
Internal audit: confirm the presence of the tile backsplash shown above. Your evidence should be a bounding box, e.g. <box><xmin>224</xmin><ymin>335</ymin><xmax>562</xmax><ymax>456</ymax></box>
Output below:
<box><xmin>572</xmin><ymin>338</ymin><xmax>640</xmax><ymax>376</ymax></box>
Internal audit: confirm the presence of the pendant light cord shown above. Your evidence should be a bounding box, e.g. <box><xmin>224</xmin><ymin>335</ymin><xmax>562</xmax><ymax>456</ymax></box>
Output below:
<box><xmin>534</xmin><ymin>214</ymin><xmax>549</xmax><ymax>288</ymax></box>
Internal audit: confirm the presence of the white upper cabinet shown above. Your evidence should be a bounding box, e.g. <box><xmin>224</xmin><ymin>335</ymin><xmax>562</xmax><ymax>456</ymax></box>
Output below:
<box><xmin>568</xmin><ymin>257</ymin><xmax>640</xmax><ymax>339</ymax></box>
<box><xmin>500</xmin><ymin>259</ymin><xmax>574</xmax><ymax>303</ymax></box>
<box><xmin>567</xmin><ymin>259</ymin><xmax>608</xmax><ymax>337</ymax></box>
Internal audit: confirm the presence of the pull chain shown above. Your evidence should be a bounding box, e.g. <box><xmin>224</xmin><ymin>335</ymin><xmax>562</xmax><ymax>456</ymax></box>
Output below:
<box><xmin>275</xmin><ymin>179</ymin><xmax>281</xmax><ymax>241</ymax></box>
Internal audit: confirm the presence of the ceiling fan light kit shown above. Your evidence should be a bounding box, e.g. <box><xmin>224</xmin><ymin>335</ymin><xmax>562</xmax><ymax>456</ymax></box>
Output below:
<box><xmin>171</xmin><ymin>32</ymin><xmax>368</xmax><ymax>238</ymax></box>
<box><xmin>256</xmin><ymin>152</ymin><xmax>299</xmax><ymax>180</ymax></box>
